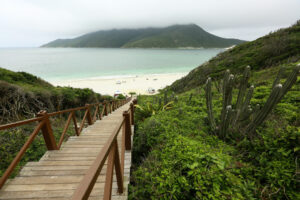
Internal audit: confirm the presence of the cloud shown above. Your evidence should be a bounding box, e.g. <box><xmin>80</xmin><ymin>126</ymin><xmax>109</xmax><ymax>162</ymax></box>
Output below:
<box><xmin>0</xmin><ymin>0</ymin><xmax>299</xmax><ymax>47</ymax></box>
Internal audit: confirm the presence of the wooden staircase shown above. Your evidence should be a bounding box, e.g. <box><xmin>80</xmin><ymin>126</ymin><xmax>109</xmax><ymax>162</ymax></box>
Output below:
<box><xmin>0</xmin><ymin>101</ymin><xmax>133</xmax><ymax>200</ymax></box>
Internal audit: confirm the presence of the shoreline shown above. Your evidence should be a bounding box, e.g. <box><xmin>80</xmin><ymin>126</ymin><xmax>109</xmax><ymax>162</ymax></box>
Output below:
<box><xmin>51</xmin><ymin>72</ymin><xmax>187</xmax><ymax>96</ymax></box>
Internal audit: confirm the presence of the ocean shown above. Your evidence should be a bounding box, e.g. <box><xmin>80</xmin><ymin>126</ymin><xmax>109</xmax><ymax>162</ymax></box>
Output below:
<box><xmin>0</xmin><ymin>48</ymin><xmax>223</xmax><ymax>82</ymax></box>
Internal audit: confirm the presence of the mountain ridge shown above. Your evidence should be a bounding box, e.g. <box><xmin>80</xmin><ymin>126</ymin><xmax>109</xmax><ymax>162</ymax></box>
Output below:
<box><xmin>41</xmin><ymin>24</ymin><xmax>245</xmax><ymax>48</ymax></box>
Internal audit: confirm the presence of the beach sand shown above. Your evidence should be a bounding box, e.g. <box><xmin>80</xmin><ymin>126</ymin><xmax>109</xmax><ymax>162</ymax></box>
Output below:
<box><xmin>52</xmin><ymin>73</ymin><xmax>187</xmax><ymax>96</ymax></box>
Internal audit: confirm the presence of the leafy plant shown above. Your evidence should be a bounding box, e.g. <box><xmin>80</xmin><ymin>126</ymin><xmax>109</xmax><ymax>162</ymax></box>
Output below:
<box><xmin>135</xmin><ymin>101</ymin><xmax>173</xmax><ymax>121</ymax></box>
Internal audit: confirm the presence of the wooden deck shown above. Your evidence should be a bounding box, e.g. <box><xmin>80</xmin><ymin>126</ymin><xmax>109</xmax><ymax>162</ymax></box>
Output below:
<box><xmin>0</xmin><ymin>101</ymin><xmax>133</xmax><ymax>200</ymax></box>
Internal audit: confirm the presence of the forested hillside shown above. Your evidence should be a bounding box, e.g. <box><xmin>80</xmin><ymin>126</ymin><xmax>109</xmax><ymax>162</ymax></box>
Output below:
<box><xmin>42</xmin><ymin>24</ymin><xmax>245</xmax><ymax>48</ymax></box>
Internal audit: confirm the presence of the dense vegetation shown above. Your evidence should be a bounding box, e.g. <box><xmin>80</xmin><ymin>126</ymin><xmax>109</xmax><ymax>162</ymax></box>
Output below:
<box><xmin>129</xmin><ymin>22</ymin><xmax>300</xmax><ymax>199</ymax></box>
<box><xmin>170</xmin><ymin>20</ymin><xmax>300</xmax><ymax>93</ymax></box>
<box><xmin>129</xmin><ymin>64</ymin><xmax>299</xmax><ymax>199</ymax></box>
<box><xmin>0</xmin><ymin>67</ymin><xmax>111</xmax><ymax>123</ymax></box>
<box><xmin>42</xmin><ymin>24</ymin><xmax>245</xmax><ymax>48</ymax></box>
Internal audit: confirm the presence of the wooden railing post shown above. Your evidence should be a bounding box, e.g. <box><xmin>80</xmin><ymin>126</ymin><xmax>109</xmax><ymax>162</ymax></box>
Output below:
<box><xmin>37</xmin><ymin>111</ymin><xmax>58</xmax><ymax>150</ymax></box>
<box><xmin>104</xmin><ymin>101</ymin><xmax>108</xmax><ymax>116</ymax></box>
<box><xmin>103</xmin><ymin>140</ymin><xmax>124</xmax><ymax>200</ymax></box>
<box><xmin>98</xmin><ymin>105</ymin><xmax>103</xmax><ymax>120</ymax></box>
<box><xmin>107</xmin><ymin>102</ymin><xmax>111</xmax><ymax>114</ymax></box>
<box><xmin>72</xmin><ymin>111</ymin><xmax>80</xmax><ymax>136</ymax></box>
<box><xmin>114</xmin><ymin>140</ymin><xmax>124</xmax><ymax>194</ymax></box>
<box><xmin>130</xmin><ymin>103</ymin><xmax>134</xmax><ymax>125</ymax></box>
<box><xmin>85</xmin><ymin>104</ymin><xmax>93</xmax><ymax>125</ymax></box>
<box><xmin>123</xmin><ymin>111</ymin><xmax>132</xmax><ymax>150</ymax></box>
<box><xmin>110</xmin><ymin>101</ymin><xmax>113</xmax><ymax>113</ymax></box>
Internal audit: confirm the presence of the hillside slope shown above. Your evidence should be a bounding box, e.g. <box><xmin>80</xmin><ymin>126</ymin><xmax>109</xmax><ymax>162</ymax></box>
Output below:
<box><xmin>170</xmin><ymin>21</ymin><xmax>300</xmax><ymax>93</ymax></box>
<box><xmin>0</xmin><ymin>68</ymin><xmax>110</xmax><ymax>123</ymax></box>
<box><xmin>42</xmin><ymin>24</ymin><xmax>245</xmax><ymax>48</ymax></box>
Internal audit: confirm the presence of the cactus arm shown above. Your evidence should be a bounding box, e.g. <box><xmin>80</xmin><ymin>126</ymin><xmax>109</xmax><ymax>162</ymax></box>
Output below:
<box><xmin>205</xmin><ymin>77</ymin><xmax>216</xmax><ymax>131</ymax></box>
<box><xmin>236</xmin><ymin>66</ymin><xmax>251</xmax><ymax>111</ymax></box>
<box><xmin>246</xmin><ymin>84</ymin><xmax>282</xmax><ymax>133</ymax></box>
<box><xmin>220</xmin><ymin>105</ymin><xmax>233</xmax><ymax>138</ymax></box>
<box><xmin>221</xmin><ymin>74</ymin><xmax>234</xmax><ymax>123</ymax></box>
<box><xmin>278</xmin><ymin>65</ymin><xmax>300</xmax><ymax>101</ymax></box>
<box><xmin>272</xmin><ymin>66</ymin><xmax>285</xmax><ymax>89</ymax></box>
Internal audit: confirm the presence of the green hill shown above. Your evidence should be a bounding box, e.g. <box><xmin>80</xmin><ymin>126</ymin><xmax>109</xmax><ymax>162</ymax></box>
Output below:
<box><xmin>0</xmin><ymin>67</ymin><xmax>111</xmax><ymax>123</ymax></box>
<box><xmin>169</xmin><ymin>21</ymin><xmax>300</xmax><ymax>93</ymax></box>
<box><xmin>41</xmin><ymin>24</ymin><xmax>245</xmax><ymax>48</ymax></box>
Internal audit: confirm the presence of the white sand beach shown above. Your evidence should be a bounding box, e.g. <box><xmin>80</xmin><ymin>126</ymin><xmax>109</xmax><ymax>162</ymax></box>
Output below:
<box><xmin>52</xmin><ymin>73</ymin><xmax>187</xmax><ymax>96</ymax></box>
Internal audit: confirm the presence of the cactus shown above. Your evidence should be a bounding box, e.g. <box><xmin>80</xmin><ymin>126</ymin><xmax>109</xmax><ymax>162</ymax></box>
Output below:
<box><xmin>246</xmin><ymin>84</ymin><xmax>282</xmax><ymax>133</ymax></box>
<box><xmin>234</xmin><ymin>66</ymin><xmax>251</xmax><ymax>123</ymax></box>
<box><xmin>252</xmin><ymin>104</ymin><xmax>260</xmax><ymax>119</ymax></box>
<box><xmin>205</xmin><ymin>77</ymin><xmax>216</xmax><ymax>131</ymax></box>
<box><xmin>222</xmin><ymin>70</ymin><xmax>230</xmax><ymax>95</ymax></box>
<box><xmin>233</xmin><ymin>84</ymin><xmax>254</xmax><ymax>125</ymax></box>
<box><xmin>204</xmin><ymin>65</ymin><xmax>299</xmax><ymax>139</ymax></box>
<box><xmin>236</xmin><ymin>66</ymin><xmax>251</xmax><ymax>110</ymax></box>
<box><xmin>278</xmin><ymin>64</ymin><xmax>300</xmax><ymax>101</ymax></box>
<box><xmin>220</xmin><ymin>105</ymin><xmax>233</xmax><ymax>138</ymax></box>
<box><xmin>221</xmin><ymin>74</ymin><xmax>234</xmax><ymax>123</ymax></box>
<box><xmin>241</xmin><ymin>85</ymin><xmax>254</xmax><ymax>113</ymax></box>
<box><xmin>272</xmin><ymin>66</ymin><xmax>285</xmax><ymax>89</ymax></box>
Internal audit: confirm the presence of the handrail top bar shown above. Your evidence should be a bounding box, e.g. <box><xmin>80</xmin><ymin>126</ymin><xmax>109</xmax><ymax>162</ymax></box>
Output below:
<box><xmin>0</xmin><ymin>98</ymin><xmax>130</xmax><ymax>131</ymax></box>
<box><xmin>47</xmin><ymin>106</ymin><xmax>88</xmax><ymax>117</ymax></box>
<box><xmin>0</xmin><ymin>117</ymin><xmax>44</xmax><ymax>130</ymax></box>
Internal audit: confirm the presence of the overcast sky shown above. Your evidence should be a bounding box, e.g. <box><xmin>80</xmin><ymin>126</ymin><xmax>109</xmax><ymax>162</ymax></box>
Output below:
<box><xmin>0</xmin><ymin>0</ymin><xmax>299</xmax><ymax>47</ymax></box>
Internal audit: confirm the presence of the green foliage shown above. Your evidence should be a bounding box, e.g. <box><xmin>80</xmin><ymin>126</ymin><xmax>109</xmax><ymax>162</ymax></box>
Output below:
<box><xmin>135</xmin><ymin>100</ymin><xmax>173</xmax><ymax>122</ymax></box>
<box><xmin>0</xmin><ymin>67</ymin><xmax>52</xmax><ymax>88</ymax></box>
<box><xmin>131</xmin><ymin>135</ymin><xmax>256</xmax><ymax>200</ymax></box>
<box><xmin>129</xmin><ymin>64</ymin><xmax>300</xmax><ymax>199</ymax></box>
<box><xmin>116</xmin><ymin>94</ymin><xmax>126</xmax><ymax>99</ymax></box>
<box><xmin>135</xmin><ymin>93</ymin><xmax>175</xmax><ymax>122</ymax></box>
<box><xmin>129</xmin><ymin>91</ymin><xmax>137</xmax><ymax>97</ymax></box>
<box><xmin>42</xmin><ymin>24</ymin><xmax>244</xmax><ymax>48</ymax></box>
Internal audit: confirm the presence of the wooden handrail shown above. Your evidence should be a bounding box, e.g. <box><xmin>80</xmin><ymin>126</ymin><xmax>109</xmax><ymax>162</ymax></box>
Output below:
<box><xmin>0</xmin><ymin>97</ymin><xmax>132</xmax><ymax>189</ymax></box>
<box><xmin>71</xmin><ymin>119</ymin><xmax>124</xmax><ymax>199</ymax></box>
<box><xmin>71</xmin><ymin>103</ymin><xmax>135</xmax><ymax>200</ymax></box>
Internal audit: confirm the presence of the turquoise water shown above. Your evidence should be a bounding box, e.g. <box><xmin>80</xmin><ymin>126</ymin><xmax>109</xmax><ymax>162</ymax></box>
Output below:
<box><xmin>0</xmin><ymin>48</ymin><xmax>223</xmax><ymax>82</ymax></box>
